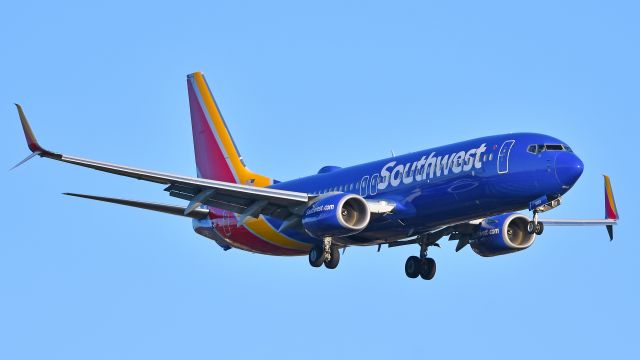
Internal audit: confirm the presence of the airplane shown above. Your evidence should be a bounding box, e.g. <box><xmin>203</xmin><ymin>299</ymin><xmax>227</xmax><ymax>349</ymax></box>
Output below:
<box><xmin>11</xmin><ymin>72</ymin><xmax>619</xmax><ymax>280</ymax></box>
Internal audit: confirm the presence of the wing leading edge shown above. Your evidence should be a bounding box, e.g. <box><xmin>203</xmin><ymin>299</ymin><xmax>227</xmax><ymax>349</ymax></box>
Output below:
<box><xmin>12</xmin><ymin>104</ymin><xmax>311</xmax><ymax>221</ymax></box>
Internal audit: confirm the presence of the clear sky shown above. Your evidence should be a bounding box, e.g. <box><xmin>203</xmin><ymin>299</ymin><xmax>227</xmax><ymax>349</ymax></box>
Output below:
<box><xmin>1</xmin><ymin>1</ymin><xmax>638</xmax><ymax>359</ymax></box>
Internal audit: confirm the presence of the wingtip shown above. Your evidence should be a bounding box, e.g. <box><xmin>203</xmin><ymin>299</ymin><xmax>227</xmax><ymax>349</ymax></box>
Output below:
<box><xmin>603</xmin><ymin>174</ymin><xmax>619</xmax><ymax>221</ymax></box>
<box><xmin>14</xmin><ymin>104</ymin><xmax>45</xmax><ymax>153</ymax></box>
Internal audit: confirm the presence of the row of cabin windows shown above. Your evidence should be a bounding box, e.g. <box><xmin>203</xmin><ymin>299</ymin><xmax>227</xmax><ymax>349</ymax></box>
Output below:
<box><xmin>527</xmin><ymin>144</ymin><xmax>573</xmax><ymax>154</ymax></box>
<box><xmin>311</xmin><ymin>182</ymin><xmax>360</xmax><ymax>195</ymax></box>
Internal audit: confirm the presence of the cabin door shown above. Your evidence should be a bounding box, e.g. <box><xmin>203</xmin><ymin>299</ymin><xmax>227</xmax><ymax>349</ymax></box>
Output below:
<box><xmin>497</xmin><ymin>140</ymin><xmax>515</xmax><ymax>174</ymax></box>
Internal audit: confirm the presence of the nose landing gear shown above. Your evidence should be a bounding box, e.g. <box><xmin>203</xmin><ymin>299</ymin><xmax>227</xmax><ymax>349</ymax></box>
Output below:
<box><xmin>527</xmin><ymin>196</ymin><xmax>562</xmax><ymax>235</ymax></box>
<box><xmin>527</xmin><ymin>211</ymin><xmax>545</xmax><ymax>235</ymax></box>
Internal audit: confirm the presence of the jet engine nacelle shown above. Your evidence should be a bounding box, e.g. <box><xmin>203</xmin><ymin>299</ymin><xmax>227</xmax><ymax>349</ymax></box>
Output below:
<box><xmin>302</xmin><ymin>193</ymin><xmax>370</xmax><ymax>238</ymax></box>
<box><xmin>470</xmin><ymin>213</ymin><xmax>536</xmax><ymax>257</ymax></box>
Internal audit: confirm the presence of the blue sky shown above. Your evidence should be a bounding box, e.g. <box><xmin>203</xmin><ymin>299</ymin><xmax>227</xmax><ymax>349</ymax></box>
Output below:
<box><xmin>1</xmin><ymin>1</ymin><xmax>638</xmax><ymax>358</ymax></box>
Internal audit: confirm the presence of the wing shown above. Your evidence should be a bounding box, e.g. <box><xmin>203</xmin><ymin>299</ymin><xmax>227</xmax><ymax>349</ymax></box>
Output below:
<box><xmin>389</xmin><ymin>175</ymin><xmax>620</xmax><ymax>250</ymax></box>
<box><xmin>540</xmin><ymin>175</ymin><xmax>619</xmax><ymax>240</ymax></box>
<box><xmin>12</xmin><ymin>104</ymin><xmax>311</xmax><ymax>221</ymax></box>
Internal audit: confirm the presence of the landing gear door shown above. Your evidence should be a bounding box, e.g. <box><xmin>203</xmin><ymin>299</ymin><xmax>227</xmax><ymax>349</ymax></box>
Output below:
<box><xmin>497</xmin><ymin>140</ymin><xmax>515</xmax><ymax>174</ymax></box>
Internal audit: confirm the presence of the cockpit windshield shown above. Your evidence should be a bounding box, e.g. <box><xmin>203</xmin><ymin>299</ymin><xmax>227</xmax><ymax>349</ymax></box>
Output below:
<box><xmin>527</xmin><ymin>144</ymin><xmax>573</xmax><ymax>154</ymax></box>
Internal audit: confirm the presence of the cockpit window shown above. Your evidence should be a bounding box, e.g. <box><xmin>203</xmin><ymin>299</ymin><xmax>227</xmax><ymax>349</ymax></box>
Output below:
<box><xmin>545</xmin><ymin>144</ymin><xmax>564</xmax><ymax>151</ymax></box>
<box><xmin>527</xmin><ymin>144</ymin><xmax>573</xmax><ymax>154</ymax></box>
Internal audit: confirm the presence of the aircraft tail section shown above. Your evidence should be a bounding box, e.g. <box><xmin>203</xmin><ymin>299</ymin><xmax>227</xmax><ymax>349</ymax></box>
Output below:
<box><xmin>187</xmin><ymin>72</ymin><xmax>272</xmax><ymax>187</ymax></box>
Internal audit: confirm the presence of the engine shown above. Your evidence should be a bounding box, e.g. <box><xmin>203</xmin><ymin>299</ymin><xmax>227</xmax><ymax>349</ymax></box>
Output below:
<box><xmin>302</xmin><ymin>193</ymin><xmax>370</xmax><ymax>238</ymax></box>
<box><xmin>470</xmin><ymin>213</ymin><xmax>536</xmax><ymax>257</ymax></box>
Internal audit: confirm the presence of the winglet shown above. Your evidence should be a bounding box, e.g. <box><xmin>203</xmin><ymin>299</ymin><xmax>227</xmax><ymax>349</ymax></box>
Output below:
<box><xmin>604</xmin><ymin>175</ymin><xmax>618</xmax><ymax>241</ymax></box>
<box><xmin>604</xmin><ymin>175</ymin><xmax>619</xmax><ymax>221</ymax></box>
<box><xmin>15</xmin><ymin>104</ymin><xmax>45</xmax><ymax>153</ymax></box>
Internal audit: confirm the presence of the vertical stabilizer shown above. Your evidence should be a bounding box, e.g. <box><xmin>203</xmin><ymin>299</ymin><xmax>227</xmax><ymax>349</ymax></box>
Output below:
<box><xmin>187</xmin><ymin>72</ymin><xmax>271</xmax><ymax>186</ymax></box>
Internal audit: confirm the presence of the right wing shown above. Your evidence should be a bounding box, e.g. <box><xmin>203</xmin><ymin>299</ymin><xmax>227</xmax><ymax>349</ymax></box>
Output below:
<box><xmin>12</xmin><ymin>104</ymin><xmax>311</xmax><ymax>221</ymax></box>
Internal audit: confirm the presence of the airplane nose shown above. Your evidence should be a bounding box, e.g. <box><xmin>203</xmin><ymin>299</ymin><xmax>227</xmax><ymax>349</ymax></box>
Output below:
<box><xmin>555</xmin><ymin>152</ymin><xmax>584</xmax><ymax>187</ymax></box>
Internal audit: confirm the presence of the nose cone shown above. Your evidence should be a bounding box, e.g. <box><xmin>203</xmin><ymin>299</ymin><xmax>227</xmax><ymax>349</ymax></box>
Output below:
<box><xmin>555</xmin><ymin>152</ymin><xmax>584</xmax><ymax>187</ymax></box>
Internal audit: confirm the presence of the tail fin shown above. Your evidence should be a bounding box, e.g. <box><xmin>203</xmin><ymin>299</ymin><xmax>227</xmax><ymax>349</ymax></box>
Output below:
<box><xmin>187</xmin><ymin>72</ymin><xmax>271</xmax><ymax>187</ymax></box>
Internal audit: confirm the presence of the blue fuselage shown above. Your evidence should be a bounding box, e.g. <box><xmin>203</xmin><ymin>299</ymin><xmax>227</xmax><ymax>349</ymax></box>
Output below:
<box><xmin>269</xmin><ymin>133</ymin><xmax>584</xmax><ymax>245</ymax></box>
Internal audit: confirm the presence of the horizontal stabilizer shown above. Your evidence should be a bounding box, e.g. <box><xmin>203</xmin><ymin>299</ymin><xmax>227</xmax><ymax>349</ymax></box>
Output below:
<box><xmin>64</xmin><ymin>193</ymin><xmax>210</xmax><ymax>219</ymax></box>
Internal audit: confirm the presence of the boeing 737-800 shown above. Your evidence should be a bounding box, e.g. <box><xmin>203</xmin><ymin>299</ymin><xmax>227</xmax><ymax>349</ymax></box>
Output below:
<box><xmin>12</xmin><ymin>72</ymin><xmax>619</xmax><ymax>280</ymax></box>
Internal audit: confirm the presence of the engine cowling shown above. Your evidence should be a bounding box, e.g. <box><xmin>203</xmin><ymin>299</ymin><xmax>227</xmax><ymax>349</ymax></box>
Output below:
<box><xmin>470</xmin><ymin>213</ymin><xmax>536</xmax><ymax>257</ymax></box>
<box><xmin>302</xmin><ymin>193</ymin><xmax>370</xmax><ymax>238</ymax></box>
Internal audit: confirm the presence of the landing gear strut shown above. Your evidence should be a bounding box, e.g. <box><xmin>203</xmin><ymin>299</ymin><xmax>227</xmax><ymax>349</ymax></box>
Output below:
<box><xmin>309</xmin><ymin>237</ymin><xmax>340</xmax><ymax>269</ymax></box>
<box><xmin>405</xmin><ymin>237</ymin><xmax>437</xmax><ymax>280</ymax></box>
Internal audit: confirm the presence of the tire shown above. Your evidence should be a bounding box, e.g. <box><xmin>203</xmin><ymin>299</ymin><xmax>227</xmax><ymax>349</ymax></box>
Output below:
<box><xmin>527</xmin><ymin>221</ymin><xmax>536</xmax><ymax>234</ymax></box>
<box><xmin>535</xmin><ymin>222</ymin><xmax>544</xmax><ymax>235</ymax></box>
<box><xmin>405</xmin><ymin>256</ymin><xmax>421</xmax><ymax>278</ymax></box>
<box><xmin>419</xmin><ymin>258</ymin><xmax>436</xmax><ymax>280</ymax></box>
<box><xmin>308</xmin><ymin>245</ymin><xmax>325</xmax><ymax>267</ymax></box>
<box><xmin>324</xmin><ymin>246</ymin><xmax>340</xmax><ymax>269</ymax></box>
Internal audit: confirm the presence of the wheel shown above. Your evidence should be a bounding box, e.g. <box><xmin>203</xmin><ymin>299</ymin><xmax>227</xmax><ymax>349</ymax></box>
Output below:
<box><xmin>324</xmin><ymin>246</ymin><xmax>340</xmax><ymax>269</ymax></box>
<box><xmin>308</xmin><ymin>245</ymin><xmax>325</xmax><ymax>267</ymax></box>
<box><xmin>419</xmin><ymin>258</ymin><xmax>436</xmax><ymax>280</ymax></box>
<box><xmin>527</xmin><ymin>221</ymin><xmax>536</xmax><ymax>234</ymax></box>
<box><xmin>535</xmin><ymin>222</ymin><xmax>544</xmax><ymax>235</ymax></box>
<box><xmin>405</xmin><ymin>256</ymin><xmax>421</xmax><ymax>278</ymax></box>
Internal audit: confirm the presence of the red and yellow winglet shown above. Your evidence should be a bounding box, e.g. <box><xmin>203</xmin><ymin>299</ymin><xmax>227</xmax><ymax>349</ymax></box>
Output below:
<box><xmin>15</xmin><ymin>103</ymin><xmax>44</xmax><ymax>153</ymax></box>
<box><xmin>604</xmin><ymin>175</ymin><xmax>619</xmax><ymax>220</ymax></box>
<box><xmin>11</xmin><ymin>104</ymin><xmax>59</xmax><ymax>170</ymax></box>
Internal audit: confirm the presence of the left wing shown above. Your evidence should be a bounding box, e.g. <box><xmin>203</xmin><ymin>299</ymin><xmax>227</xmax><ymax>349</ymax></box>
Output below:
<box><xmin>389</xmin><ymin>175</ymin><xmax>620</xmax><ymax>252</ymax></box>
<box><xmin>12</xmin><ymin>104</ymin><xmax>311</xmax><ymax>221</ymax></box>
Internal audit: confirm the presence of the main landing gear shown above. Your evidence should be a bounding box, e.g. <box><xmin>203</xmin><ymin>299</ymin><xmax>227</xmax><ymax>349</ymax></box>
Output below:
<box><xmin>309</xmin><ymin>237</ymin><xmax>340</xmax><ymax>269</ymax></box>
<box><xmin>405</xmin><ymin>238</ymin><xmax>437</xmax><ymax>280</ymax></box>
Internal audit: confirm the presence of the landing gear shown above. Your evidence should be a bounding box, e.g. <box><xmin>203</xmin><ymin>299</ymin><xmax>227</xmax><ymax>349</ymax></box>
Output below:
<box><xmin>405</xmin><ymin>256</ymin><xmax>436</xmax><ymax>280</ymax></box>
<box><xmin>324</xmin><ymin>246</ymin><xmax>340</xmax><ymax>269</ymax></box>
<box><xmin>405</xmin><ymin>237</ymin><xmax>438</xmax><ymax>280</ymax></box>
<box><xmin>308</xmin><ymin>245</ymin><xmax>325</xmax><ymax>267</ymax></box>
<box><xmin>527</xmin><ymin>221</ymin><xmax>544</xmax><ymax>235</ymax></box>
<box><xmin>404</xmin><ymin>256</ymin><xmax>421</xmax><ymax>278</ymax></box>
<box><xmin>420</xmin><ymin>258</ymin><xmax>436</xmax><ymax>280</ymax></box>
<box><xmin>527</xmin><ymin>211</ymin><xmax>544</xmax><ymax>235</ymax></box>
<box><xmin>308</xmin><ymin>237</ymin><xmax>341</xmax><ymax>269</ymax></box>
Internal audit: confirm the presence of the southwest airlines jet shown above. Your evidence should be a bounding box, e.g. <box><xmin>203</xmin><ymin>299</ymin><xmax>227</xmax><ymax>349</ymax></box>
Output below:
<box><xmin>12</xmin><ymin>72</ymin><xmax>619</xmax><ymax>280</ymax></box>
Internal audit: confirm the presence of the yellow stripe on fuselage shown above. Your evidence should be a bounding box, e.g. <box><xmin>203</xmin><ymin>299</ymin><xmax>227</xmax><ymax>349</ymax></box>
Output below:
<box><xmin>244</xmin><ymin>217</ymin><xmax>312</xmax><ymax>251</ymax></box>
